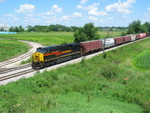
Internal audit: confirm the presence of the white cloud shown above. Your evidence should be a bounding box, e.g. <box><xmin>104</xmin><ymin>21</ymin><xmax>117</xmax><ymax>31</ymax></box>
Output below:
<box><xmin>0</xmin><ymin>14</ymin><xmax>19</xmax><ymax>24</ymax></box>
<box><xmin>77</xmin><ymin>3</ymin><xmax>107</xmax><ymax>16</ymax></box>
<box><xmin>4</xmin><ymin>14</ymin><xmax>19</xmax><ymax>22</ymax></box>
<box><xmin>77</xmin><ymin>3</ymin><xmax>99</xmax><ymax>10</ymax></box>
<box><xmin>80</xmin><ymin>0</ymin><xmax>88</xmax><ymax>4</ymax></box>
<box><xmin>61</xmin><ymin>16</ymin><xmax>70</xmax><ymax>20</ymax></box>
<box><xmin>0</xmin><ymin>0</ymin><xmax>5</xmax><ymax>2</ymax></box>
<box><xmin>61</xmin><ymin>12</ymin><xmax>82</xmax><ymax>21</ymax></box>
<box><xmin>143</xmin><ymin>7</ymin><xmax>150</xmax><ymax>22</ymax></box>
<box><xmin>24</xmin><ymin>14</ymin><xmax>38</xmax><ymax>24</ymax></box>
<box><xmin>51</xmin><ymin>5</ymin><xmax>62</xmax><ymax>13</ymax></box>
<box><xmin>89</xmin><ymin>16</ymin><xmax>98</xmax><ymax>21</ymax></box>
<box><xmin>39</xmin><ymin>5</ymin><xmax>62</xmax><ymax>15</ymax></box>
<box><xmin>16</xmin><ymin>4</ymin><xmax>35</xmax><ymax>13</ymax></box>
<box><xmin>73</xmin><ymin>12</ymin><xmax>82</xmax><ymax>17</ymax></box>
<box><xmin>88</xmin><ymin>7</ymin><xmax>108</xmax><ymax>16</ymax></box>
<box><xmin>105</xmin><ymin>0</ymin><xmax>136</xmax><ymax>15</ymax></box>
<box><xmin>107</xmin><ymin>17</ymin><xmax>113</xmax><ymax>20</ymax></box>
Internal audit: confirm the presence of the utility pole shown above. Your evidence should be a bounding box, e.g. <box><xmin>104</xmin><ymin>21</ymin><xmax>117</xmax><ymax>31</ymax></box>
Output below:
<box><xmin>103</xmin><ymin>28</ymin><xmax>111</xmax><ymax>57</ymax></box>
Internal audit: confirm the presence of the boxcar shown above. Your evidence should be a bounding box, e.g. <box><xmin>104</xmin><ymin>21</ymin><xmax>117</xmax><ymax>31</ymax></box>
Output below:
<box><xmin>80</xmin><ymin>40</ymin><xmax>103</xmax><ymax>55</ymax></box>
<box><xmin>139</xmin><ymin>33</ymin><xmax>146</xmax><ymax>38</ymax></box>
<box><xmin>136</xmin><ymin>33</ymin><xmax>146</xmax><ymax>40</ymax></box>
<box><xmin>114</xmin><ymin>37</ymin><xmax>124</xmax><ymax>45</ymax></box>
<box><xmin>136</xmin><ymin>34</ymin><xmax>141</xmax><ymax>40</ymax></box>
<box><xmin>124</xmin><ymin>36</ymin><xmax>131</xmax><ymax>43</ymax></box>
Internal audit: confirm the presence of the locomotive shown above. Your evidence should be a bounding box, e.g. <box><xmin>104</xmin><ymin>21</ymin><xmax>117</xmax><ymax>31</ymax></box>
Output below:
<box><xmin>32</xmin><ymin>33</ymin><xmax>150</xmax><ymax>69</ymax></box>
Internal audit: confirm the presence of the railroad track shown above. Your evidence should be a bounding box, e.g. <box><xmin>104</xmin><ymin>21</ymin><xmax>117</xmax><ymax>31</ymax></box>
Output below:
<box><xmin>0</xmin><ymin>63</ymin><xmax>31</xmax><ymax>74</ymax></box>
<box><xmin>0</xmin><ymin>68</ymin><xmax>35</xmax><ymax>82</ymax></box>
<box><xmin>0</xmin><ymin>40</ymin><xmax>42</xmax><ymax>68</ymax></box>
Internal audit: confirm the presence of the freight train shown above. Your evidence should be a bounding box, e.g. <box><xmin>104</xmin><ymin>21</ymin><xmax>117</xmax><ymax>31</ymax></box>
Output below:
<box><xmin>32</xmin><ymin>33</ymin><xmax>150</xmax><ymax>69</ymax></box>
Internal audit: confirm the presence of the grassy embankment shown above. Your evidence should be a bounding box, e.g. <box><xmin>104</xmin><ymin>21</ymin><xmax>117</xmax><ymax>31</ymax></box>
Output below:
<box><xmin>0</xmin><ymin>36</ymin><xmax>149</xmax><ymax>112</ymax></box>
<box><xmin>0</xmin><ymin>39</ymin><xmax>30</xmax><ymax>62</ymax></box>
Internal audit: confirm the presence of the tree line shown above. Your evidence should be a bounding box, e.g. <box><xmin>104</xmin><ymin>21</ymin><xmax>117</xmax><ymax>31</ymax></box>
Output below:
<box><xmin>9</xmin><ymin>25</ymin><xmax>24</xmax><ymax>32</ymax></box>
<box><xmin>8</xmin><ymin>24</ymin><xmax>129</xmax><ymax>32</ymax></box>
<box><xmin>27</xmin><ymin>25</ymin><xmax>80</xmax><ymax>32</ymax></box>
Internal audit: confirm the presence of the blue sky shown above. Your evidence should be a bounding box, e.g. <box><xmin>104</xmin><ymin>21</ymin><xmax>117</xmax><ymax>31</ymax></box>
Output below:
<box><xmin>0</xmin><ymin>0</ymin><xmax>150</xmax><ymax>27</ymax></box>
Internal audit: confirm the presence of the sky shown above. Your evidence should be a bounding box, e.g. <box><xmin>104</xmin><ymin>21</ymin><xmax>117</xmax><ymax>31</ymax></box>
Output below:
<box><xmin>0</xmin><ymin>0</ymin><xmax>150</xmax><ymax>27</ymax></box>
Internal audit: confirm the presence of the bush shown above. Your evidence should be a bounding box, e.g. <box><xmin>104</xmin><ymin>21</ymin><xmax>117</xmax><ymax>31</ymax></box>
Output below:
<box><xmin>100</xmin><ymin>62</ymin><xmax>119</xmax><ymax>79</ymax></box>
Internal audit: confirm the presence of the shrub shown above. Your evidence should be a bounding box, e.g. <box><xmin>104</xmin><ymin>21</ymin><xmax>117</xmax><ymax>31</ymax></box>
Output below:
<box><xmin>100</xmin><ymin>62</ymin><xmax>119</xmax><ymax>79</ymax></box>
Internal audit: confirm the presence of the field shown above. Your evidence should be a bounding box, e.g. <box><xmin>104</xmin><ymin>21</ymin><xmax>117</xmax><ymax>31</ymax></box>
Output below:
<box><xmin>0</xmin><ymin>35</ymin><xmax>149</xmax><ymax>113</ymax></box>
<box><xmin>0</xmin><ymin>39</ymin><xmax>30</xmax><ymax>62</ymax></box>
<box><xmin>0</xmin><ymin>31</ymin><xmax>123</xmax><ymax>46</ymax></box>
<box><xmin>134</xmin><ymin>50</ymin><xmax>150</xmax><ymax>70</ymax></box>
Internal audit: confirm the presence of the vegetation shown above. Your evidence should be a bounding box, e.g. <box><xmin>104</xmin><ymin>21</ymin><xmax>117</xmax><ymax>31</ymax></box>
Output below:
<box><xmin>9</xmin><ymin>25</ymin><xmax>24</xmax><ymax>32</ymax></box>
<box><xmin>74</xmin><ymin>23</ymin><xmax>99</xmax><ymax>42</ymax></box>
<box><xmin>127</xmin><ymin>20</ymin><xmax>150</xmax><ymax>34</ymax></box>
<box><xmin>134</xmin><ymin>50</ymin><xmax>150</xmax><ymax>70</ymax></box>
<box><xmin>7</xmin><ymin>24</ymin><xmax>127</xmax><ymax>33</ymax></box>
<box><xmin>0</xmin><ymin>38</ymin><xmax>150</xmax><ymax>112</ymax></box>
<box><xmin>0</xmin><ymin>32</ymin><xmax>74</xmax><ymax>46</ymax></box>
<box><xmin>0</xmin><ymin>39</ymin><xmax>30</xmax><ymax>62</ymax></box>
<box><xmin>0</xmin><ymin>28</ymin><xmax>4</xmax><ymax>31</ymax></box>
<box><xmin>26</xmin><ymin>24</ymin><xmax>80</xmax><ymax>32</ymax></box>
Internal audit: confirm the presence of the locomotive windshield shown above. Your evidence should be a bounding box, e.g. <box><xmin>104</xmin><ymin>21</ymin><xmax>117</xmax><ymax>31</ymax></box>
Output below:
<box><xmin>36</xmin><ymin>48</ymin><xmax>48</xmax><ymax>53</ymax></box>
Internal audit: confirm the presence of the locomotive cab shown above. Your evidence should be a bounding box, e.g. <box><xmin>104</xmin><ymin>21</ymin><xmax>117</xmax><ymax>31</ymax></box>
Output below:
<box><xmin>32</xmin><ymin>47</ymin><xmax>45</xmax><ymax>69</ymax></box>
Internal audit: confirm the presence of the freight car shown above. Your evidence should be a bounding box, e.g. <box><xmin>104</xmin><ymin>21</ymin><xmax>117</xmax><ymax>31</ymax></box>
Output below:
<box><xmin>80</xmin><ymin>40</ymin><xmax>103</xmax><ymax>55</ymax></box>
<box><xmin>101</xmin><ymin>38</ymin><xmax>115</xmax><ymax>48</ymax></box>
<box><xmin>123</xmin><ymin>36</ymin><xmax>131</xmax><ymax>43</ymax></box>
<box><xmin>32</xmin><ymin>33</ymin><xmax>150</xmax><ymax>69</ymax></box>
<box><xmin>114</xmin><ymin>37</ymin><xmax>124</xmax><ymax>45</ymax></box>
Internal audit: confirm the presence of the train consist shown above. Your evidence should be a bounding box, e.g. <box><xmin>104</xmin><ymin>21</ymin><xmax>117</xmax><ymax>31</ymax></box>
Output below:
<box><xmin>32</xmin><ymin>33</ymin><xmax>150</xmax><ymax>69</ymax></box>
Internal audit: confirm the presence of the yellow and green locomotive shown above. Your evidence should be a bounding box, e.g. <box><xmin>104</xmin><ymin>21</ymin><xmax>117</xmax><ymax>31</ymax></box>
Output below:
<box><xmin>32</xmin><ymin>43</ymin><xmax>81</xmax><ymax>69</ymax></box>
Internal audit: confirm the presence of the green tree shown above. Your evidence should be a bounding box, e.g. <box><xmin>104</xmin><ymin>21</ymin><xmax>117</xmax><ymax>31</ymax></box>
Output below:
<box><xmin>144</xmin><ymin>22</ymin><xmax>150</xmax><ymax>32</ymax></box>
<box><xmin>140</xmin><ymin>24</ymin><xmax>148</xmax><ymax>33</ymax></box>
<box><xmin>9</xmin><ymin>27</ymin><xmax>13</xmax><ymax>32</ymax></box>
<box><xmin>18</xmin><ymin>25</ymin><xmax>24</xmax><ymax>32</ymax></box>
<box><xmin>74</xmin><ymin>28</ymin><xmax>87</xmax><ymax>42</ymax></box>
<box><xmin>74</xmin><ymin>23</ymin><xmax>99</xmax><ymax>42</ymax></box>
<box><xmin>127</xmin><ymin>20</ymin><xmax>141</xmax><ymax>34</ymax></box>
<box><xmin>0</xmin><ymin>28</ymin><xmax>4</xmax><ymax>31</ymax></box>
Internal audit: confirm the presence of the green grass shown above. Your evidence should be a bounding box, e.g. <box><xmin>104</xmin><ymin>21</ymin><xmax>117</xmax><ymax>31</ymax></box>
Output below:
<box><xmin>0</xmin><ymin>32</ymin><xmax>74</xmax><ymax>46</ymax></box>
<box><xmin>0</xmin><ymin>39</ymin><xmax>30</xmax><ymax>62</ymax></box>
<box><xmin>0</xmin><ymin>38</ymin><xmax>150</xmax><ymax>113</ymax></box>
<box><xmin>50</xmin><ymin>92</ymin><xmax>142</xmax><ymax>113</ymax></box>
<box><xmin>134</xmin><ymin>50</ymin><xmax>150</xmax><ymax>70</ymax></box>
<box><xmin>0</xmin><ymin>31</ymin><xmax>123</xmax><ymax>46</ymax></box>
<box><xmin>98</xmin><ymin>30</ymin><xmax>125</xmax><ymax>38</ymax></box>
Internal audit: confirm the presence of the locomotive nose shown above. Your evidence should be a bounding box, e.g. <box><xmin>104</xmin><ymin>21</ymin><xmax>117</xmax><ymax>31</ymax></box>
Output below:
<box><xmin>35</xmin><ymin>53</ymin><xmax>40</xmax><ymax>61</ymax></box>
<box><xmin>32</xmin><ymin>52</ymin><xmax>44</xmax><ymax>62</ymax></box>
